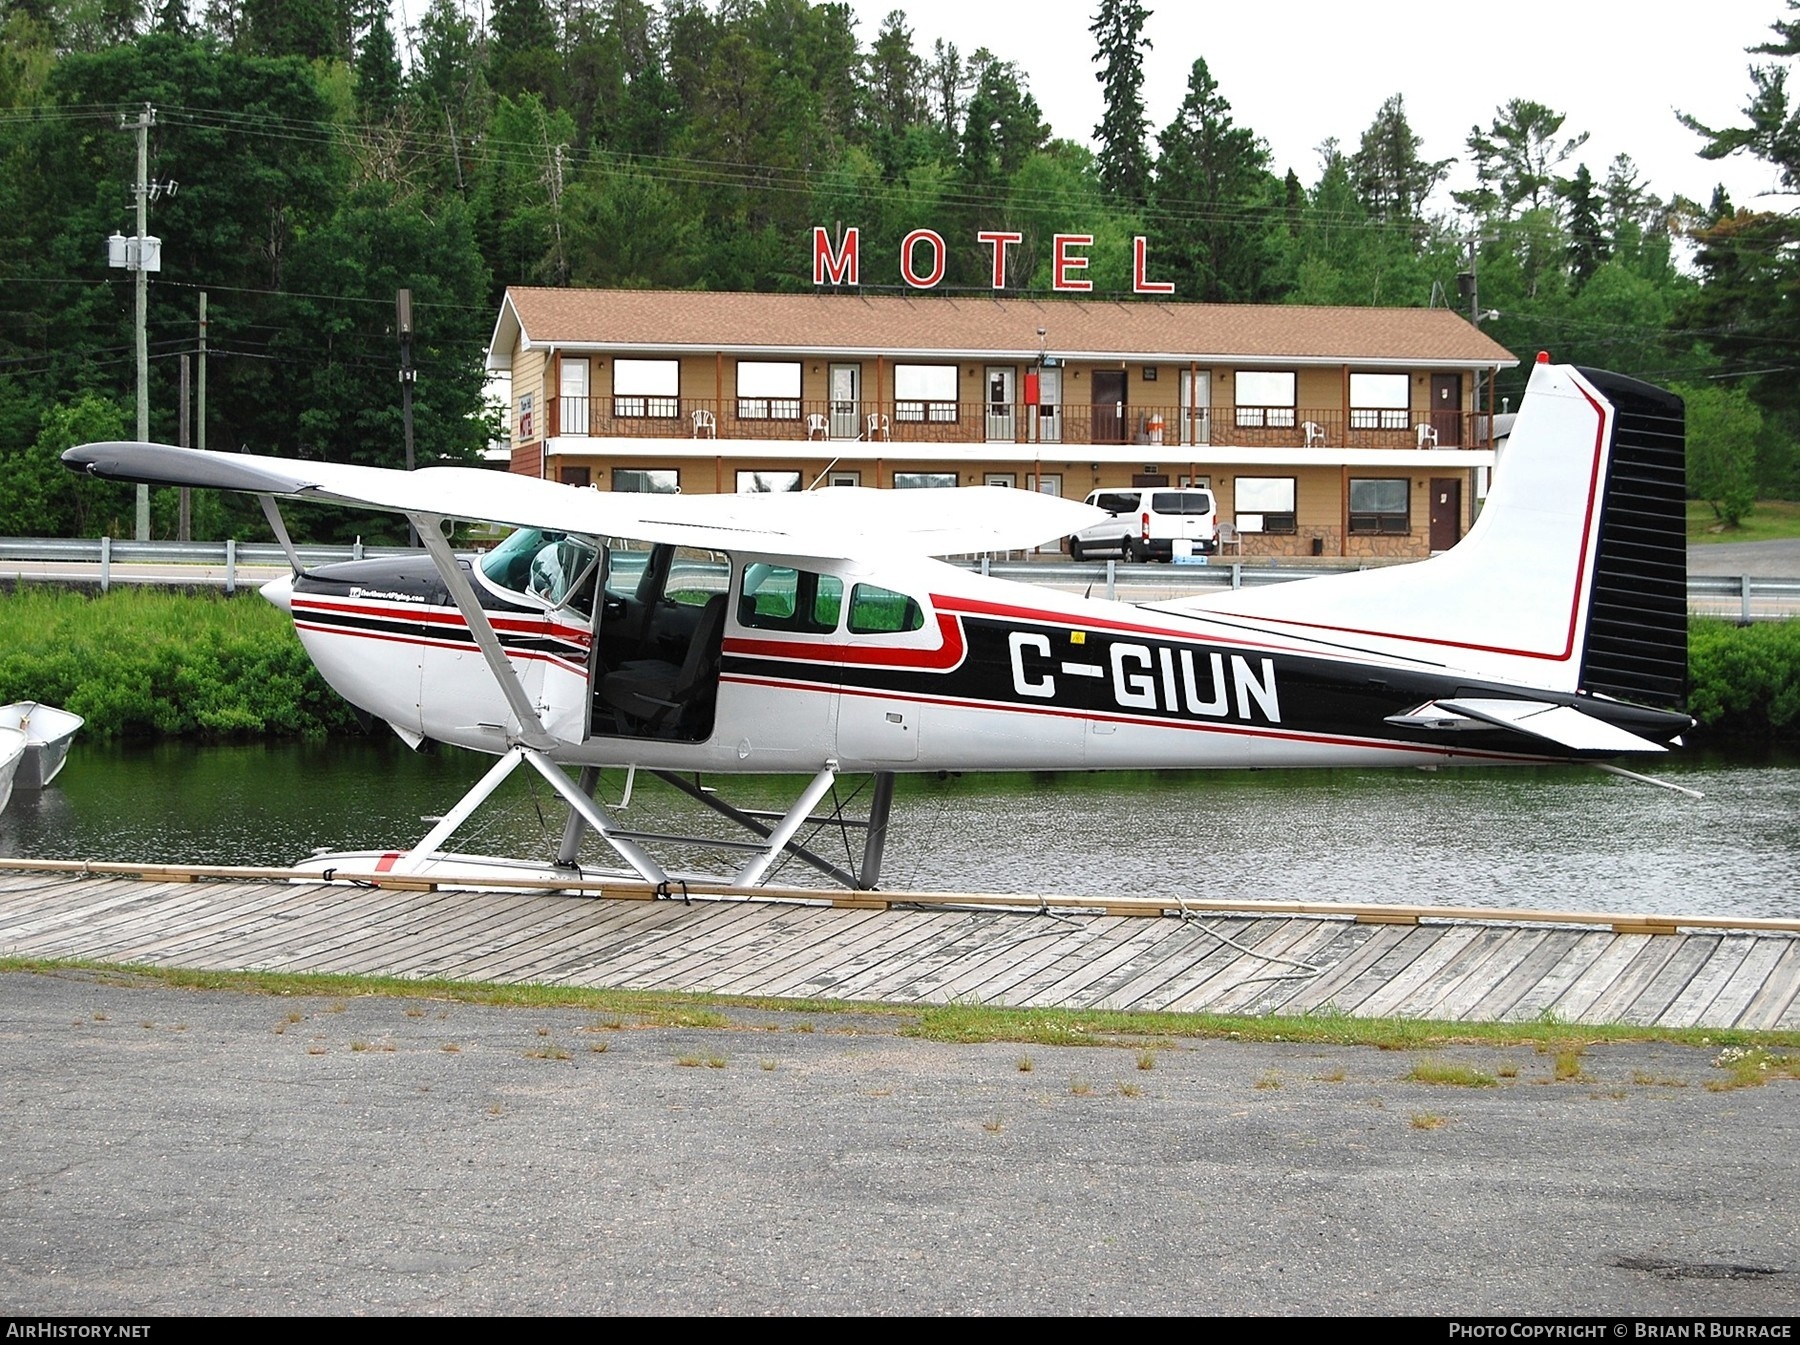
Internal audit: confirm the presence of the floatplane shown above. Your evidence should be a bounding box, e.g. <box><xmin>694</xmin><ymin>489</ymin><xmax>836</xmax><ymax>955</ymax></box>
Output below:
<box><xmin>64</xmin><ymin>358</ymin><xmax>1692</xmax><ymax>892</ymax></box>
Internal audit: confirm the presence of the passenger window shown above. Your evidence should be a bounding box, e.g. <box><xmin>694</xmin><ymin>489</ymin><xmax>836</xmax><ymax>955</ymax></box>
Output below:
<box><xmin>666</xmin><ymin>547</ymin><xmax>731</xmax><ymax>607</ymax></box>
<box><xmin>847</xmin><ymin>584</ymin><xmax>924</xmax><ymax>634</ymax></box>
<box><xmin>741</xmin><ymin>565</ymin><xmax>843</xmax><ymax>634</ymax></box>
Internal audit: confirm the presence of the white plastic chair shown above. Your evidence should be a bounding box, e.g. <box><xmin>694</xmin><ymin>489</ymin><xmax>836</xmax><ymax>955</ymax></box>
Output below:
<box><xmin>1302</xmin><ymin>421</ymin><xmax>1327</xmax><ymax>448</ymax></box>
<box><xmin>1217</xmin><ymin>521</ymin><xmax>1243</xmax><ymax>556</ymax></box>
<box><xmin>692</xmin><ymin>409</ymin><xmax>717</xmax><ymax>439</ymax></box>
<box><xmin>864</xmin><ymin>412</ymin><xmax>890</xmax><ymax>441</ymax></box>
<box><xmin>1415</xmin><ymin>422</ymin><xmax>1439</xmax><ymax>449</ymax></box>
<box><xmin>806</xmin><ymin>413</ymin><xmax>828</xmax><ymax>440</ymax></box>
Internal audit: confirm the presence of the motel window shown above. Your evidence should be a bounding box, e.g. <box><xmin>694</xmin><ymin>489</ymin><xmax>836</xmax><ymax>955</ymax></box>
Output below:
<box><xmin>559</xmin><ymin>466</ymin><xmax>591</xmax><ymax>487</ymax></box>
<box><xmin>613</xmin><ymin>468</ymin><xmax>679</xmax><ymax>493</ymax></box>
<box><xmin>1233</xmin><ymin>371</ymin><xmax>1296</xmax><ymax>428</ymax></box>
<box><xmin>736</xmin><ymin>470</ymin><xmax>802</xmax><ymax>493</ymax></box>
<box><xmin>736</xmin><ymin>361</ymin><xmax>802</xmax><ymax>420</ymax></box>
<box><xmin>1349</xmin><ymin>372</ymin><xmax>1411</xmax><ymax>430</ymax></box>
<box><xmin>1348</xmin><ymin>477</ymin><xmax>1411</xmax><ymax>534</ymax></box>
<box><xmin>1233</xmin><ymin>477</ymin><xmax>1296</xmax><ymax>534</ymax></box>
<box><xmin>739</xmin><ymin>564</ymin><xmax>843</xmax><ymax>633</ymax></box>
<box><xmin>892</xmin><ymin>472</ymin><xmax>957</xmax><ymax>489</ymax></box>
<box><xmin>847</xmin><ymin>584</ymin><xmax>925</xmax><ymax>635</ymax></box>
<box><xmin>894</xmin><ymin>364</ymin><xmax>958</xmax><ymax>423</ymax></box>
<box><xmin>613</xmin><ymin>358</ymin><xmax>680</xmax><ymax>418</ymax></box>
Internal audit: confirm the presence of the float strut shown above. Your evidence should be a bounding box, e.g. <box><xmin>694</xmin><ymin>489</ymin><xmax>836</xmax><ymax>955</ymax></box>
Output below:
<box><xmin>858</xmin><ymin>771</ymin><xmax>896</xmax><ymax>890</ymax></box>
<box><xmin>555</xmin><ymin>765</ymin><xmax>601</xmax><ymax>866</ymax></box>
<box><xmin>731</xmin><ymin>763</ymin><xmax>840</xmax><ymax>888</ymax></box>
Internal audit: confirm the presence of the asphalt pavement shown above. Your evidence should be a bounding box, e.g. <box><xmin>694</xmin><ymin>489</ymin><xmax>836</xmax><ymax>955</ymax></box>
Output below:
<box><xmin>0</xmin><ymin>970</ymin><xmax>1795</xmax><ymax>1318</ymax></box>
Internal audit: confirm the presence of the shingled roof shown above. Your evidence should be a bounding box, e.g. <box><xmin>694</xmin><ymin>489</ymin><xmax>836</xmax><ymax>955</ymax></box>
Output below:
<box><xmin>489</xmin><ymin>287</ymin><xmax>1518</xmax><ymax>372</ymax></box>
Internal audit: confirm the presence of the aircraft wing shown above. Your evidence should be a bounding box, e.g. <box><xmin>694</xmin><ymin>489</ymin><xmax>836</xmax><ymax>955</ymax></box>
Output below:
<box><xmin>63</xmin><ymin>441</ymin><xmax>1106</xmax><ymax>559</ymax></box>
<box><xmin>1385</xmin><ymin>698</ymin><xmax>1668</xmax><ymax>754</ymax></box>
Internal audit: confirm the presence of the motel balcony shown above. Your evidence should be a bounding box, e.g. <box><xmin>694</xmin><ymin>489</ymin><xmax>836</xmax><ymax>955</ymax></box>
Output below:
<box><xmin>547</xmin><ymin>397</ymin><xmax>1497</xmax><ymax>451</ymax></box>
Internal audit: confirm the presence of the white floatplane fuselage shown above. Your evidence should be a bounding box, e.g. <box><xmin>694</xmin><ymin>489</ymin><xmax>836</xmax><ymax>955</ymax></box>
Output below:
<box><xmin>64</xmin><ymin>360</ymin><xmax>1694</xmax><ymax>888</ymax></box>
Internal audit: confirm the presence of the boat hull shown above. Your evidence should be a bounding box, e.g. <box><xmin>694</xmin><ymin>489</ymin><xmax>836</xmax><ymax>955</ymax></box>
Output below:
<box><xmin>0</xmin><ymin>727</ymin><xmax>24</xmax><ymax>815</ymax></box>
<box><xmin>0</xmin><ymin>703</ymin><xmax>84</xmax><ymax>791</ymax></box>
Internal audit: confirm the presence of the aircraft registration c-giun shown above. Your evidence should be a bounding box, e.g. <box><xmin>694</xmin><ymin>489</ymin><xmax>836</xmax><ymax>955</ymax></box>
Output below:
<box><xmin>64</xmin><ymin>358</ymin><xmax>1693</xmax><ymax>893</ymax></box>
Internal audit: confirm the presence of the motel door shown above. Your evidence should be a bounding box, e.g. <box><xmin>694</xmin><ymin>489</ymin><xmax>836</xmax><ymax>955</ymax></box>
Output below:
<box><xmin>1431</xmin><ymin>374</ymin><xmax>1462</xmax><ymax>446</ymax></box>
<box><xmin>1430</xmin><ymin>477</ymin><xmax>1463</xmax><ymax>552</ymax></box>
<box><xmin>1030</xmin><ymin>367</ymin><xmax>1062</xmax><ymax>444</ymax></box>
<box><xmin>1179</xmin><ymin>369</ymin><xmax>1210</xmax><ymax>445</ymax></box>
<box><xmin>829</xmin><ymin>363</ymin><xmax>861</xmax><ymax>439</ymax></box>
<box><xmin>985</xmin><ymin>366</ymin><xmax>1016</xmax><ymax>442</ymax></box>
<box><xmin>1092</xmin><ymin>369</ymin><xmax>1128</xmax><ymax>444</ymax></box>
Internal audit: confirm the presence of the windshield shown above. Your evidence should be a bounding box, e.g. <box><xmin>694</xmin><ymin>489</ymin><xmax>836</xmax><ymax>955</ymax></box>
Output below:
<box><xmin>480</xmin><ymin>528</ymin><xmax>599</xmax><ymax>609</ymax></box>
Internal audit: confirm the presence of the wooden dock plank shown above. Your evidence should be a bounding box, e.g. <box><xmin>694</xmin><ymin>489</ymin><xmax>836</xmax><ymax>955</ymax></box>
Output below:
<box><xmin>1736</xmin><ymin>939</ymin><xmax>1800</xmax><ymax>1031</ymax></box>
<box><xmin>1129</xmin><ymin>917</ymin><xmax>1332</xmax><ymax>1014</ymax></box>
<box><xmin>1705</xmin><ymin>937</ymin><xmax>1796</xmax><ymax>1029</ymax></box>
<box><xmin>1616</xmin><ymin>936</ymin><xmax>1720</xmax><ymax>1027</ymax></box>
<box><xmin>1353</xmin><ymin>926</ymin><xmax>1488</xmax><ymax>1020</ymax></box>
<box><xmin>1279</xmin><ymin>925</ymin><xmax>1442</xmax><ymax>1017</ymax></box>
<box><xmin>1497</xmin><ymin>931</ymin><xmax>1615</xmax><ymax>1022</ymax></box>
<box><xmin>1577</xmin><ymin>934</ymin><xmax>1690</xmax><ymax>1025</ymax></box>
<box><xmin>1661</xmin><ymin>936</ymin><xmax>1759</xmax><ymax>1028</ymax></box>
<box><xmin>697</xmin><ymin>908</ymin><xmax>959</xmax><ymax>1002</ymax></box>
<box><xmin>1247</xmin><ymin>922</ymin><xmax>1398</xmax><ymax>1016</ymax></box>
<box><xmin>1395</xmin><ymin>928</ymin><xmax>1547</xmax><ymax>1022</ymax></box>
<box><xmin>840</xmin><ymin>909</ymin><xmax>1065</xmax><ymax>1004</ymax></box>
<box><xmin>1196</xmin><ymin>920</ymin><xmax>1352</xmax><ymax>1017</ymax></box>
<box><xmin>1551</xmin><ymin>934</ymin><xmax>1660</xmax><ymax>1024</ymax></box>
<box><xmin>1</xmin><ymin>873</ymin><xmax>1796</xmax><ymax>1029</ymax></box>
<box><xmin>1229</xmin><ymin>921</ymin><xmax>1375</xmax><ymax>1017</ymax></box>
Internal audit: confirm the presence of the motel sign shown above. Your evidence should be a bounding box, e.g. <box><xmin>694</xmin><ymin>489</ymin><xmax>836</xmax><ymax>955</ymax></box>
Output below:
<box><xmin>812</xmin><ymin>227</ymin><xmax>1175</xmax><ymax>295</ymax></box>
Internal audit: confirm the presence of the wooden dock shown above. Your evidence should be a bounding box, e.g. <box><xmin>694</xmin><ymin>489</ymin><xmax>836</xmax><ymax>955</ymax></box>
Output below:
<box><xmin>0</xmin><ymin>862</ymin><xmax>1796</xmax><ymax>1029</ymax></box>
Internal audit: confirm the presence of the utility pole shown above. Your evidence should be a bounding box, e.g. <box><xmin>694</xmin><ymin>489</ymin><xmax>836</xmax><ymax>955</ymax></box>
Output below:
<box><xmin>197</xmin><ymin>292</ymin><xmax>206</xmax><ymax>456</ymax></box>
<box><xmin>126</xmin><ymin>102</ymin><xmax>155</xmax><ymax>541</ymax></box>
<box><xmin>397</xmin><ymin>288</ymin><xmax>417</xmax><ymax>547</ymax></box>
<box><xmin>177</xmin><ymin>353</ymin><xmax>190</xmax><ymax>540</ymax></box>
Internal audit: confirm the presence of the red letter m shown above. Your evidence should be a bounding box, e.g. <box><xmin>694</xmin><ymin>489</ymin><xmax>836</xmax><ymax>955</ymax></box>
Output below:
<box><xmin>813</xmin><ymin>227</ymin><xmax>860</xmax><ymax>285</ymax></box>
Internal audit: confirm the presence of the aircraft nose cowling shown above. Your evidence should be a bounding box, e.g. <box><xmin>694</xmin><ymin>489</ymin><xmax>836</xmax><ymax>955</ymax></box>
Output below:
<box><xmin>260</xmin><ymin>573</ymin><xmax>294</xmax><ymax>613</ymax></box>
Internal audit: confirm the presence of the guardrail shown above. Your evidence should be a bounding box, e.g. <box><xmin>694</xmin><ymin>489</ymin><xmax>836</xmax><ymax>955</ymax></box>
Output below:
<box><xmin>0</xmin><ymin>537</ymin><xmax>410</xmax><ymax>594</ymax></box>
<box><xmin>3</xmin><ymin>537</ymin><xmax>1798</xmax><ymax>618</ymax></box>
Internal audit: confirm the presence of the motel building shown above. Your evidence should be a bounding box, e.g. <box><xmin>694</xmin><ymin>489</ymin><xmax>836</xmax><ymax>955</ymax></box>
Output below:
<box><xmin>487</xmin><ymin>282</ymin><xmax>1517</xmax><ymax>560</ymax></box>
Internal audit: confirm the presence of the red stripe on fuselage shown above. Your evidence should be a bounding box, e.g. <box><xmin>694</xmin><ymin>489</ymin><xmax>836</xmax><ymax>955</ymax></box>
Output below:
<box><xmin>290</xmin><ymin>595</ymin><xmax>591</xmax><ymax>649</ymax></box>
<box><xmin>292</xmin><ymin>618</ymin><xmax>590</xmax><ymax>677</ymax></box>
<box><xmin>723</xmin><ymin>611</ymin><xmax>967</xmax><ymax>671</ymax></box>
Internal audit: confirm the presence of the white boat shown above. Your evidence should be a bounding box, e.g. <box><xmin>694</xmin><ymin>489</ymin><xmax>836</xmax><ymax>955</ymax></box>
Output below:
<box><xmin>0</xmin><ymin>726</ymin><xmax>25</xmax><ymax>816</ymax></box>
<box><xmin>0</xmin><ymin>702</ymin><xmax>84</xmax><ymax>791</ymax></box>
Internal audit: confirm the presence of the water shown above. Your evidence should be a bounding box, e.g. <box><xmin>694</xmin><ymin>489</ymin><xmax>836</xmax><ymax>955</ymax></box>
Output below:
<box><xmin>1</xmin><ymin>739</ymin><xmax>1796</xmax><ymax>921</ymax></box>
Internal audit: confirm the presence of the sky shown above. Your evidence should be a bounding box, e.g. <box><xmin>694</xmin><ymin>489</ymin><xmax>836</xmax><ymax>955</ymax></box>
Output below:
<box><xmin>842</xmin><ymin>0</ymin><xmax>1796</xmax><ymax>212</ymax></box>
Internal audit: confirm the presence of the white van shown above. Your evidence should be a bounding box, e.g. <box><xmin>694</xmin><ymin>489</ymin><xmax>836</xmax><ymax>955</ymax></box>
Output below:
<box><xmin>1066</xmin><ymin>487</ymin><xmax>1218</xmax><ymax>561</ymax></box>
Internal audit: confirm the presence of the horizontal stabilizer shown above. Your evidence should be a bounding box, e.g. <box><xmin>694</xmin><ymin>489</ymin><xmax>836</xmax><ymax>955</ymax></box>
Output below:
<box><xmin>1386</xmin><ymin>698</ymin><xmax>1667</xmax><ymax>754</ymax></box>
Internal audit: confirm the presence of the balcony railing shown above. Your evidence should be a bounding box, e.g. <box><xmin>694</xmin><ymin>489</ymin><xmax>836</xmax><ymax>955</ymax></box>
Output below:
<box><xmin>548</xmin><ymin>397</ymin><xmax>1497</xmax><ymax>450</ymax></box>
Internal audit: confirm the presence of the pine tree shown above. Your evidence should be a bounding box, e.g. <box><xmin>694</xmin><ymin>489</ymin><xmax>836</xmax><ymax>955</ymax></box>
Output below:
<box><xmin>1150</xmin><ymin>57</ymin><xmax>1281</xmax><ymax>302</ymax></box>
<box><xmin>1089</xmin><ymin>0</ymin><xmax>1150</xmax><ymax>204</ymax></box>
<box><xmin>1350</xmin><ymin>94</ymin><xmax>1448</xmax><ymax>230</ymax></box>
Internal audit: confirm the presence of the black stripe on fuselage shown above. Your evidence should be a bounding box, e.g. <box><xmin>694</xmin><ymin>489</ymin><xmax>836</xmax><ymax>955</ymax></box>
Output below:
<box><xmin>724</xmin><ymin>615</ymin><xmax>1689</xmax><ymax>755</ymax></box>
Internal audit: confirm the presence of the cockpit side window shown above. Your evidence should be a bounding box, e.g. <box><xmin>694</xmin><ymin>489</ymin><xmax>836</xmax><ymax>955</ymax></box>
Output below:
<box><xmin>479</xmin><ymin>527</ymin><xmax>599</xmax><ymax>616</ymax></box>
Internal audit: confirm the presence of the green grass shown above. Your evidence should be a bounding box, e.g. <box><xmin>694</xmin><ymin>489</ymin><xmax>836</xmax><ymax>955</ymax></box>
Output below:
<box><xmin>0</xmin><ymin>586</ymin><xmax>357</xmax><ymax>739</ymax></box>
<box><xmin>1687</xmin><ymin>498</ymin><xmax>1800</xmax><ymax>543</ymax></box>
<box><xmin>1405</xmin><ymin>1059</ymin><xmax>1499</xmax><ymax>1088</ymax></box>
<box><xmin>10</xmin><ymin>957</ymin><xmax>1798</xmax><ymax>1055</ymax></box>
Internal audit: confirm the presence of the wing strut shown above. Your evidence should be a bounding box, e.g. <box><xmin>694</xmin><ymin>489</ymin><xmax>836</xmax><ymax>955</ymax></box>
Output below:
<box><xmin>411</xmin><ymin>510</ymin><xmax>557</xmax><ymax>752</ymax></box>
<box><xmin>257</xmin><ymin>494</ymin><xmax>305</xmax><ymax>576</ymax></box>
